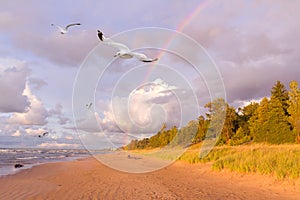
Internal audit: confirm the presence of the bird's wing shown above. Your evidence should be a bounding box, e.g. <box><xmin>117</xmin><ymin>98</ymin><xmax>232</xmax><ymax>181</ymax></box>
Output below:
<box><xmin>65</xmin><ymin>23</ymin><xmax>81</xmax><ymax>30</ymax></box>
<box><xmin>131</xmin><ymin>52</ymin><xmax>148</xmax><ymax>60</ymax></box>
<box><xmin>43</xmin><ymin>132</ymin><xmax>49</xmax><ymax>136</ymax></box>
<box><xmin>131</xmin><ymin>52</ymin><xmax>159</xmax><ymax>62</ymax></box>
<box><xmin>103</xmin><ymin>38</ymin><xmax>130</xmax><ymax>52</ymax></box>
<box><xmin>51</xmin><ymin>24</ymin><xmax>64</xmax><ymax>32</ymax></box>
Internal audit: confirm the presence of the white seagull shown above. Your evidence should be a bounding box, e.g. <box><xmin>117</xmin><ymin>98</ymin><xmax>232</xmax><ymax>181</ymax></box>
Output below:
<box><xmin>51</xmin><ymin>23</ymin><xmax>81</xmax><ymax>34</ymax></box>
<box><xmin>97</xmin><ymin>30</ymin><xmax>158</xmax><ymax>63</ymax></box>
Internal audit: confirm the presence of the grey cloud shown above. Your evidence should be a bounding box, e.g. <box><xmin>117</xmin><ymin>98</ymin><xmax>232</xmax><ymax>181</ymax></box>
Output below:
<box><xmin>48</xmin><ymin>104</ymin><xmax>70</xmax><ymax>125</ymax></box>
<box><xmin>0</xmin><ymin>67</ymin><xmax>30</xmax><ymax>113</ymax></box>
<box><xmin>58</xmin><ymin>116</ymin><xmax>70</xmax><ymax>125</ymax></box>
<box><xmin>48</xmin><ymin>104</ymin><xmax>63</xmax><ymax>115</ymax></box>
<box><xmin>28</xmin><ymin>77</ymin><xmax>48</xmax><ymax>90</ymax></box>
<box><xmin>182</xmin><ymin>0</ymin><xmax>300</xmax><ymax>106</ymax></box>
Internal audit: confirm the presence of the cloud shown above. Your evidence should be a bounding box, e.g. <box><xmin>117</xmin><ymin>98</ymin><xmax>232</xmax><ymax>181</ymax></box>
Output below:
<box><xmin>0</xmin><ymin>62</ymin><xmax>31</xmax><ymax>113</ymax></box>
<box><xmin>11</xmin><ymin>130</ymin><xmax>21</xmax><ymax>137</ymax></box>
<box><xmin>24</xmin><ymin>127</ymin><xmax>47</xmax><ymax>136</ymax></box>
<box><xmin>37</xmin><ymin>142</ymin><xmax>80</xmax><ymax>149</ymax></box>
<box><xmin>48</xmin><ymin>103</ymin><xmax>63</xmax><ymax>115</ymax></box>
<box><xmin>181</xmin><ymin>0</ymin><xmax>300</xmax><ymax>105</ymax></box>
<box><xmin>7</xmin><ymin>83</ymin><xmax>48</xmax><ymax>125</ymax></box>
<box><xmin>28</xmin><ymin>77</ymin><xmax>48</xmax><ymax>90</ymax></box>
<box><xmin>74</xmin><ymin>79</ymin><xmax>182</xmax><ymax>135</ymax></box>
<box><xmin>0</xmin><ymin>4</ymin><xmax>97</xmax><ymax>67</ymax></box>
<box><xmin>16</xmin><ymin>30</ymin><xmax>98</xmax><ymax>67</ymax></box>
<box><xmin>94</xmin><ymin>79</ymin><xmax>182</xmax><ymax>134</ymax></box>
<box><xmin>48</xmin><ymin>103</ymin><xmax>70</xmax><ymax>125</ymax></box>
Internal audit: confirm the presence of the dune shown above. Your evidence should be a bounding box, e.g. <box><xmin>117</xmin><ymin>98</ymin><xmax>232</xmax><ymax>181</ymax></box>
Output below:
<box><xmin>0</xmin><ymin>155</ymin><xmax>299</xmax><ymax>200</ymax></box>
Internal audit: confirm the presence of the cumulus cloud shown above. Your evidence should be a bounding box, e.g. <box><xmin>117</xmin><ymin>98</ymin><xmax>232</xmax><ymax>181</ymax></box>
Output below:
<box><xmin>0</xmin><ymin>62</ymin><xmax>30</xmax><ymax>113</ymax></box>
<box><xmin>7</xmin><ymin>83</ymin><xmax>48</xmax><ymax>125</ymax></box>
<box><xmin>93</xmin><ymin>79</ymin><xmax>182</xmax><ymax>135</ymax></box>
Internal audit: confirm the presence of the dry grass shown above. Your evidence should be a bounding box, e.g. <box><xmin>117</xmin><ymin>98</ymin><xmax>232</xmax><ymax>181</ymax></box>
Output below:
<box><xmin>178</xmin><ymin>144</ymin><xmax>300</xmax><ymax>180</ymax></box>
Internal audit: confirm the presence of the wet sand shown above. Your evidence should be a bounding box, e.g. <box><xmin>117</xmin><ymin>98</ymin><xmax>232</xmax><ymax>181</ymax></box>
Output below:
<box><xmin>0</xmin><ymin>154</ymin><xmax>299</xmax><ymax>200</ymax></box>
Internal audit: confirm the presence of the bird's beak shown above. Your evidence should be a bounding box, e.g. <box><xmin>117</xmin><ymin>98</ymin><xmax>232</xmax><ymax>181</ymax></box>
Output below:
<box><xmin>113</xmin><ymin>54</ymin><xmax>117</xmax><ymax>57</ymax></box>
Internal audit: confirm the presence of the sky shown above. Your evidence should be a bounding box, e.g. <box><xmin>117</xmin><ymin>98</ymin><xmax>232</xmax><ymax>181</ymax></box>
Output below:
<box><xmin>1</xmin><ymin>0</ymin><xmax>300</xmax><ymax>149</ymax></box>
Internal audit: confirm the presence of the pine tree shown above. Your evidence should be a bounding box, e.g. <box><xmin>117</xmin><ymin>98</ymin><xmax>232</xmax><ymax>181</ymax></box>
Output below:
<box><xmin>231</xmin><ymin>102</ymin><xmax>258</xmax><ymax>145</ymax></box>
<box><xmin>204</xmin><ymin>98</ymin><xmax>226</xmax><ymax>140</ymax></box>
<box><xmin>249</xmin><ymin>97</ymin><xmax>293</xmax><ymax>144</ymax></box>
<box><xmin>267</xmin><ymin>97</ymin><xmax>293</xmax><ymax>144</ymax></box>
<box><xmin>249</xmin><ymin>98</ymin><xmax>270</xmax><ymax>143</ymax></box>
<box><xmin>219</xmin><ymin>105</ymin><xmax>238</xmax><ymax>145</ymax></box>
<box><xmin>230</xmin><ymin>126</ymin><xmax>251</xmax><ymax>145</ymax></box>
<box><xmin>287</xmin><ymin>80</ymin><xmax>300</xmax><ymax>143</ymax></box>
<box><xmin>192</xmin><ymin>115</ymin><xmax>208</xmax><ymax>144</ymax></box>
<box><xmin>271</xmin><ymin>80</ymin><xmax>289</xmax><ymax>115</ymax></box>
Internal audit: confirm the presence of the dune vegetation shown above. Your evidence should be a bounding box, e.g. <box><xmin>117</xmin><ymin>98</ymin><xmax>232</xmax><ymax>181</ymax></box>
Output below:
<box><xmin>178</xmin><ymin>144</ymin><xmax>300</xmax><ymax>180</ymax></box>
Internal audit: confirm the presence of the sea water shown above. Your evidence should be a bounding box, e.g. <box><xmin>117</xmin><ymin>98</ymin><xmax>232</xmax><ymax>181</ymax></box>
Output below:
<box><xmin>0</xmin><ymin>148</ymin><xmax>90</xmax><ymax>177</ymax></box>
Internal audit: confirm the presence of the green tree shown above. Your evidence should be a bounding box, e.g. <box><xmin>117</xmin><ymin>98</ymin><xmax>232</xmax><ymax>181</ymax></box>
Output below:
<box><xmin>218</xmin><ymin>104</ymin><xmax>238</xmax><ymax>145</ymax></box>
<box><xmin>168</xmin><ymin>126</ymin><xmax>179</xmax><ymax>146</ymax></box>
<box><xmin>192</xmin><ymin>116</ymin><xmax>208</xmax><ymax>144</ymax></box>
<box><xmin>249</xmin><ymin>98</ymin><xmax>271</xmax><ymax>143</ymax></box>
<box><xmin>126</xmin><ymin>139</ymin><xmax>138</xmax><ymax>150</ymax></box>
<box><xmin>232</xmin><ymin>102</ymin><xmax>259</xmax><ymax>145</ymax></box>
<box><xmin>149</xmin><ymin>132</ymin><xmax>161</xmax><ymax>148</ymax></box>
<box><xmin>229</xmin><ymin>126</ymin><xmax>251</xmax><ymax>145</ymax></box>
<box><xmin>267</xmin><ymin>97</ymin><xmax>293</xmax><ymax>143</ymax></box>
<box><xmin>204</xmin><ymin>98</ymin><xmax>226</xmax><ymax>140</ymax></box>
<box><xmin>249</xmin><ymin>97</ymin><xmax>293</xmax><ymax>144</ymax></box>
<box><xmin>287</xmin><ymin>80</ymin><xmax>300</xmax><ymax>143</ymax></box>
<box><xmin>172</xmin><ymin>120</ymin><xmax>198</xmax><ymax>146</ymax></box>
<box><xmin>271</xmin><ymin>80</ymin><xmax>289</xmax><ymax>115</ymax></box>
<box><xmin>137</xmin><ymin>138</ymin><xmax>149</xmax><ymax>149</ymax></box>
<box><xmin>238</xmin><ymin>102</ymin><xmax>259</xmax><ymax>122</ymax></box>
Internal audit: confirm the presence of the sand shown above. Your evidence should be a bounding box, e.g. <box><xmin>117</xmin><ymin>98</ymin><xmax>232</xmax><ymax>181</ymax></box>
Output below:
<box><xmin>0</xmin><ymin>154</ymin><xmax>299</xmax><ymax>200</ymax></box>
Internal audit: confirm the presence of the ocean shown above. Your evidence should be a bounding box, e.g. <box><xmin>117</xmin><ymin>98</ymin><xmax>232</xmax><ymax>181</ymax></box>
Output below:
<box><xmin>0</xmin><ymin>148</ymin><xmax>91</xmax><ymax>177</ymax></box>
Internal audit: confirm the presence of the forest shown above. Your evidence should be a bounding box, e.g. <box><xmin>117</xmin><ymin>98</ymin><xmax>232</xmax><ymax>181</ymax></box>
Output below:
<box><xmin>124</xmin><ymin>80</ymin><xmax>300</xmax><ymax>150</ymax></box>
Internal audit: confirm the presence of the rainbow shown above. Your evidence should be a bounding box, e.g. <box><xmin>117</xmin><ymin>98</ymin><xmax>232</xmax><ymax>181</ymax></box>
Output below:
<box><xmin>177</xmin><ymin>0</ymin><xmax>211</xmax><ymax>32</ymax></box>
<box><xmin>122</xmin><ymin>0</ymin><xmax>212</xmax><ymax>143</ymax></box>
<box><xmin>146</xmin><ymin>0</ymin><xmax>211</xmax><ymax>79</ymax></box>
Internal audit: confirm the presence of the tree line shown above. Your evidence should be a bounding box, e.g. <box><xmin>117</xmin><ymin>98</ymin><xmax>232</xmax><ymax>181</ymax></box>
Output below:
<box><xmin>124</xmin><ymin>80</ymin><xmax>300</xmax><ymax>150</ymax></box>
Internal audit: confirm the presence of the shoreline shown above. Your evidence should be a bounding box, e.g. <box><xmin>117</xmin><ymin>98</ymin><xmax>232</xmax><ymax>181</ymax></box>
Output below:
<box><xmin>0</xmin><ymin>154</ymin><xmax>299</xmax><ymax>199</ymax></box>
<box><xmin>0</xmin><ymin>155</ymin><xmax>91</xmax><ymax>178</ymax></box>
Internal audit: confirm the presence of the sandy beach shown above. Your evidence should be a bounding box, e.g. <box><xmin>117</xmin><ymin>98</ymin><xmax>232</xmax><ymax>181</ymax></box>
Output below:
<box><xmin>0</xmin><ymin>154</ymin><xmax>299</xmax><ymax>200</ymax></box>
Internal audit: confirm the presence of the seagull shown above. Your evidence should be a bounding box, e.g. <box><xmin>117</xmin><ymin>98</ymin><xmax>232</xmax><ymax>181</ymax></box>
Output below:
<box><xmin>38</xmin><ymin>132</ymin><xmax>49</xmax><ymax>138</ymax></box>
<box><xmin>97</xmin><ymin>30</ymin><xmax>158</xmax><ymax>63</ymax></box>
<box><xmin>51</xmin><ymin>23</ymin><xmax>81</xmax><ymax>34</ymax></box>
<box><xmin>86</xmin><ymin>102</ymin><xmax>92</xmax><ymax>109</ymax></box>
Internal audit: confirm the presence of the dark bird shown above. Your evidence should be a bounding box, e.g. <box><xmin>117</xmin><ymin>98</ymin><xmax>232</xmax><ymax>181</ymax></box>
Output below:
<box><xmin>86</xmin><ymin>102</ymin><xmax>92</xmax><ymax>109</ymax></box>
<box><xmin>38</xmin><ymin>132</ymin><xmax>49</xmax><ymax>138</ymax></box>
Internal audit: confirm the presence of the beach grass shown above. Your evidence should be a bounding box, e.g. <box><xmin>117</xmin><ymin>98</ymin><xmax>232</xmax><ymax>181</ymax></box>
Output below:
<box><xmin>177</xmin><ymin>144</ymin><xmax>300</xmax><ymax>180</ymax></box>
